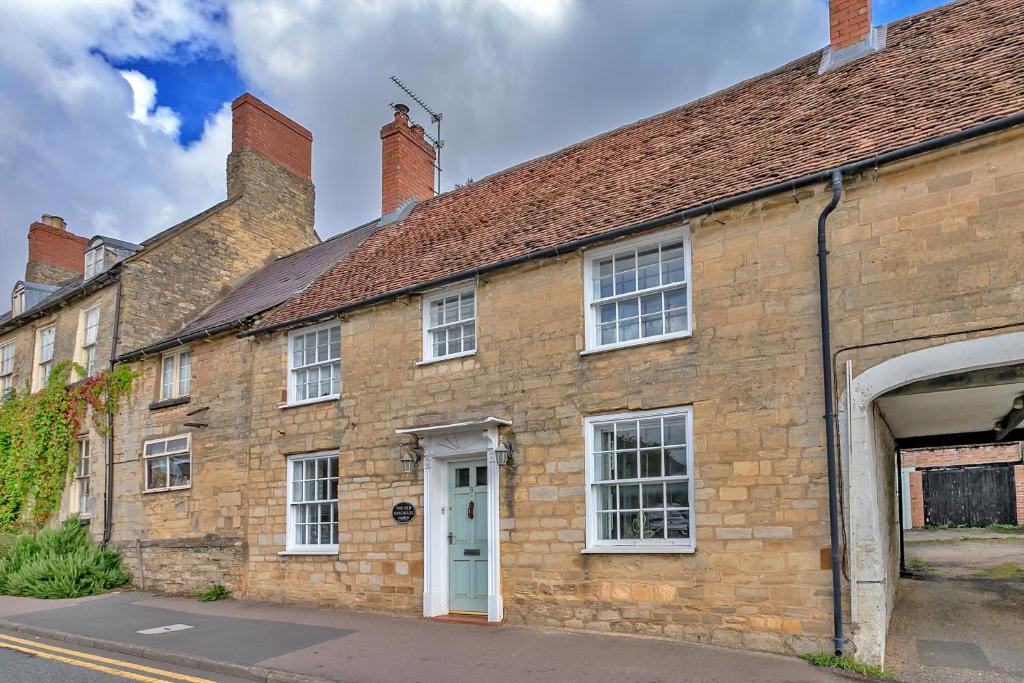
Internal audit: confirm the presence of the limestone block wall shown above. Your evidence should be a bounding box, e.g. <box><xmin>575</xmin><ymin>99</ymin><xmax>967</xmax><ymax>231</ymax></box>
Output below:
<box><xmin>110</xmin><ymin>334</ymin><xmax>252</xmax><ymax>594</ymax></box>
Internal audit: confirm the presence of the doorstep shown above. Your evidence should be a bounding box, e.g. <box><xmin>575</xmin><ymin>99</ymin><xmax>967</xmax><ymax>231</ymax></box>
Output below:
<box><xmin>425</xmin><ymin>613</ymin><xmax>500</xmax><ymax>627</ymax></box>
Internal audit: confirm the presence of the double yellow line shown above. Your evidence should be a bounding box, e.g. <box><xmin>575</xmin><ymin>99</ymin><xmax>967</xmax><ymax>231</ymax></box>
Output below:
<box><xmin>0</xmin><ymin>631</ymin><xmax>218</xmax><ymax>683</ymax></box>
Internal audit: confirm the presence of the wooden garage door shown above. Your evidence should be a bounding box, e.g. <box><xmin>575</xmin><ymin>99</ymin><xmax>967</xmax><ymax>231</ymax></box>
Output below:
<box><xmin>923</xmin><ymin>465</ymin><xmax>1017</xmax><ymax>528</ymax></box>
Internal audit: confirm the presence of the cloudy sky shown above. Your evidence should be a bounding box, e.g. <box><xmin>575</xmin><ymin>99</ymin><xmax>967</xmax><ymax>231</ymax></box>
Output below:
<box><xmin>0</xmin><ymin>0</ymin><xmax>947</xmax><ymax>302</ymax></box>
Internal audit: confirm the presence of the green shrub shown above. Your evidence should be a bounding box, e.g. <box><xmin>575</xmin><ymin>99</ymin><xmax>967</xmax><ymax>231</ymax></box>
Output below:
<box><xmin>801</xmin><ymin>653</ymin><xmax>892</xmax><ymax>679</ymax></box>
<box><xmin>0</xmin><ymin>518</ymin><xmax>130</xmax><ymax>598</ymax></box>
<box><xmin>199</xmin><ymin>583</ymin><xmax>230</xmax><ymax>602</ymax></box>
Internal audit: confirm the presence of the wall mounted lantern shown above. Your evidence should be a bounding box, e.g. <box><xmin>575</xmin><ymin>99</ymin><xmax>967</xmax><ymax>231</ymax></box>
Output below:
<box><xmin>400</xmin><ymin>443</ymin><xmax>423</xmax><ymax>474</ymax></box>
<box><xmin>493</xmin><ymin>439</ymin><xmax>514</xmax><ymax>467</ymax></box>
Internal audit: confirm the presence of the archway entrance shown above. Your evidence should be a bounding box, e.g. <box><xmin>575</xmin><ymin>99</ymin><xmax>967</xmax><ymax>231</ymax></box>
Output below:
<box><xmin>840</xmin><ymin>332</ymin><xmax>1024</xmax><ymax>670</ymax></box>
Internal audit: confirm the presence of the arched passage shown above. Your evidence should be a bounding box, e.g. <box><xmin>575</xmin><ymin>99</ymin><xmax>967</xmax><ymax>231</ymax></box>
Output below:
<box><xmin>839</xmin><ymin>331</ymin><xmax>1024</xmax><ymax>666</ymax></box>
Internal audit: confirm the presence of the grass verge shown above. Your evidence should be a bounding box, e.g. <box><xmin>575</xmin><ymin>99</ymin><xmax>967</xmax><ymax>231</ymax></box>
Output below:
<box><xmin>801</xmin><ymin>653</ymin><xmax>892</xmax><ymax>679</ymax></box>
<box><xmin>978</xmin><ymin>562</ymin><xmax>1024</xmax><ymax>579</ymax></box>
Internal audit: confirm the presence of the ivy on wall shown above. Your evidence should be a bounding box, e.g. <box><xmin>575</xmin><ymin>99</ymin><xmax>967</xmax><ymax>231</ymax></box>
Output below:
<box><xmin>0</xmin><ymin>361</ymin><xmax>136</xmax><ymax>530</ymax></box>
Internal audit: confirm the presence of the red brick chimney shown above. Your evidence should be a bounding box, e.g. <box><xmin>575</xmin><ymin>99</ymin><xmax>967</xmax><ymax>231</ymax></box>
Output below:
<box><xmin>230</xmin><ymin>94</ymin><xmax>312</xmax><ymax>185</ymax></box>
<box><xmin>380</xmin><ymin>104</ymin><xmax>436</xmax><ymax>215</ymax></box>
<box><xmin>830</xmin><ymin>0</ymin><xmax>872</xmax><ymax>51</ymax></box>
<box><xmin>26</xmin><ymin>214</ymin><xmax>88</xmax><ymax>286</ymax></box>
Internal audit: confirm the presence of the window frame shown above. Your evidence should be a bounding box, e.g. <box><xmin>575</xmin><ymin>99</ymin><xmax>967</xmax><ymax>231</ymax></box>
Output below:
<box><xmin>583</xmin><ymin>406</ymin><xmax>695</xmax><ymax>554</ymax></box>
<box><xmin>286</xmin><ymin>320</ymin><xmax>341</xmax><ymax>406</ymax></box>
<box><xmin>142</xmin><ymin>433</ymin><xmax>192</xmax><ymax>493</ymax></box>
<box><xmin>11</xmin><ymin>287</ymin><xmax>25</xmax><ymax>317</ymax></box>
<box><xmin>284</xmin><ymin>451</ymin><xmax>340</xmax><ymax>554</ymax></box>
<box><xmin>582</xmin><ymin>227</ymin><xmax>692</xmax><ymax>354</ymax></box>
<box><xmin>0</xmin><ymin>341</ymin><xmax>14</xmax><ymax>395</ymax></box>
<box><xmin>36</xmin><ymin>324</ymin><xmax>56</xmax><ymax>388</ymax></box>
<box><xmin>73</xmin><ymin>436</ymin><xmax>91</xmax><ymax>517</ymax></box>
<box><xmin>420</xmin><ymin>282</ymin><xmax>477</xmax><ymax>364</ymax></box>
<box><xmin>84</xmin><ymin>247</ymin><xmax>103</xmax><ymax>279</ymax></box>
<box><xmin>80</xmin><ymin>305</ymin><xmax>100</xmax><ymax>377</ymax></box>
<box><xmin>159</xmin><ymin>348</ymin><xmax>191</xmax><ymax>400</ymax></box>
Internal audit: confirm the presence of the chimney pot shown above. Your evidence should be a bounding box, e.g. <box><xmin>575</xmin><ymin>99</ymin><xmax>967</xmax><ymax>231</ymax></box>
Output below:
<box><xmin>40</xmin><ymin>214</ymin><xmax>66</xmax><ymax>230</ymax></box>
<box><xmin>394</xmin><ymin>103</ymin><xmax>410</xmax><ymax>118</ymax></box>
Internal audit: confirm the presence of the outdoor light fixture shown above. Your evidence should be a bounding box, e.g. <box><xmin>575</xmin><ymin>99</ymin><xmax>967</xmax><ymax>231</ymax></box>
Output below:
<box><xmin>493</xmin><ymin>439</ymin><xmax>514</xmax><ymax>467</ymax></box>
<box><xmin>400</xmin><ymin>444</ymin><xmax>422</xmax><ymax>474</ymax></box>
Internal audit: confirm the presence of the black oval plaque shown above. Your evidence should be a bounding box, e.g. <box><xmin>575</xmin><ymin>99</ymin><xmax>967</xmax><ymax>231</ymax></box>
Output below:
<box><xmin>392</xmin><ymin>502</ymin><xmax>416</xmax><ymax>524</ymax></box>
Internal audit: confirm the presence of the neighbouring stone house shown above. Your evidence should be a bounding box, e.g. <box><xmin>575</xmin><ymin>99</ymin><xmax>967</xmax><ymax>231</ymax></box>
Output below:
<box><xmin>11</xmin><ymin>0</ymin><xmax>1024</xmax><ymax>669</ymax></box>
<box><xmin>1</xmin><ymin>94</ymin><xmax>319</xmax><ymax>543</ymax></box>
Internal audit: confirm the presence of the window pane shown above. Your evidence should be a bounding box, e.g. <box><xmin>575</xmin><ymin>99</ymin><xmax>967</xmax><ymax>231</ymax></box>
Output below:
<box><xmin>166</xmin><ymin>437</ymin><xmax>188</xmax><ymax>452</ymax></box>
<box><xmin>147</xmin><ymin>458</ymin><xmax>168</xmax><ymax>489</ymax></box>
<box><xmin>145</xmin><ymin>441</ymin><xmax>165</xmax><ymax>456</ymax></box>
<box><xmin>619</xmin><ymin>484</ymin><xmax>640</xmax><ymax>510</ymax></box>
<box><xmin>616</xmin><ymin>422</ymin><xmax>637</xmax><ymax>450</ymax></box>
<box><xmin>444</xmin><ymin>296</ymin><xmax>458</xmax><ymax>323</ymax></box>
<box><xmin>456</xmin><ymin>467</ymin><xmax>470</xmax><ymax>487</ymax></box>
<box><xmin>430</xmin><ymin>299</ymin><xmax>443</xmax><ymax>327</ymax></box>
<box><xmin>640</xmin><ymin>449</ymin><xmax>662</xmax><ymax>478</ymax></box>
<box><xmin>666</xmin><ymin>482</ymin><xmax>689</xmax><ymax>508</ymax></box>
<box><xmin>665</xmin><ymin>447</ymin><xmax>688</xmax><ymax>476</ymax></box>
<box><xmin>613</xmin><ymin>254</ymin><xmax>636</xmax><ymax>295</ymax></box>
<box><xmin>594</xmin><ymin>452</ymin><xmax>614</xmax><ymax>481</ymax></box>
<box><xmin>617</xmin><ymin>298</ymin><xmax>638</xmax><ymax>321</ymax></box>
<box><xmin>665</xmin><ymin>287</ymin><xmax>686</xmax><ymax>311</ymax></box>
<box><xmin>662</xmin><ymin>258</ymin><xmax>685</xmax><ymax>284</ymax></box>
<box><xmin>642</xmin><ymin>482</ymin><xmax>664</xmax><ymax>508</ymax></box>
<box><xmin>619</xmin><ymin>317</ymin><xmax>639</xmax><ymax>341</ymax></box>
<box><xmin>599</xmin><ymin>323</ymin><xmax>616</xmax><ymax>345</ymax></box>
<box><xmin>637</xmin><ymin>247</ymin><xmax>660</xmax><ymax>289</ymax></box>
<box><xmin>666</xmin><ymin>510</ymin><xmax>690</xmax><ymax>539</ymax></box>
<box><xmin>168</xmin><ymin>455</ymin><xmax>190</xmax><ymax>487</ymax></box>
<box><xmin>476</xmin><ymin>466</ymin><xmax>487</xmax><ymax>487</ymax></box>
<box><xmin>598</xmin><ymin>303</ymin><xmax>616</xmax><ymax>323</ymax></box>
<box><xmin>597</xmin><ymin>484</ymin><xmax>616</xmax><ymax>510</ymax></box>
<box><xmin>597</xmin><ymin>425</ymin><xmax>615</xmax><ymax>452</ymax></box>
<box><xmin>598</xmin><ymin>512</ymin><xmax>617</xmax><ymax>540</ymax></box>
<box><xmin>620</xmin><ymin>511</ymin><xmax>642</xmax><ymax>539</ymax></box>
<box><xmin>638</xmin><ymin>419</ymin><xmax>661</xmax><ymax>448</ymax></box>
<box><xmin>664</xmin><ymin>417</ymin><xmax>686</xmax><ymax>446</ymax></box>
<box><xmin>460</xmin><ymin>293</ymin><xmax>474</xmax><ymax>320</ymax></box>
<box><xmin>178</xmin><ymin>352</ymin><xmax>190</xmax><ymax>395</ymax></box>
<box><xmin>162</xmin><ymin>357</ymin><xmax>174</xmax><ymax>398</ymax></box>
<box><xmin>615</xmin><ymin>447</ymin><xmax>634</xmax><ymax>478</ymax></box>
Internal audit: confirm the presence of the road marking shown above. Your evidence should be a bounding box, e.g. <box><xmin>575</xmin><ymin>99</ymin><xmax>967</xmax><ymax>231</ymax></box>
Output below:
<box><xmin>138</xmin><ymin>624</ymin><xmax>194</xmax><ymax>635</ymax></box>
<box><xmin>0</xmin><ymin>632</ymin><xmax>217</xmax><ymax>683</ymax></box>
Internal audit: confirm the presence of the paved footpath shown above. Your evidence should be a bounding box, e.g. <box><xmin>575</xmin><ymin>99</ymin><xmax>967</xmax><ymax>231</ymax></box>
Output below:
<box><xmin>0</xmin><ymin>591</ymin><xmax>842</xmax><ymax>683</ymax></box>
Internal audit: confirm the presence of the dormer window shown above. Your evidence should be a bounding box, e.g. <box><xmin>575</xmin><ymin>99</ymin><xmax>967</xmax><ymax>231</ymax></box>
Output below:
<box><xmin>11</xmin><ymin>287</ymin><xmax>25</xmax><ymax>317</ymax></box>
<box><xmin>84</xmin><ymin>247</ymin><xmax>103</xmax><ymax>279</ymax></box>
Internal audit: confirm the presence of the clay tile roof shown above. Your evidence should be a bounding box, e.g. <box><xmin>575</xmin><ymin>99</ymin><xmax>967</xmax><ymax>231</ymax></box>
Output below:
<box><xmin>261</xmin><ymin>0</ymin><xmax>1024</xmax><ymax>330</ymax></box>
<box><xmin>170</xmin><ymin>218</ymin><xmax>381</xmax><ymax>338</ymax></box>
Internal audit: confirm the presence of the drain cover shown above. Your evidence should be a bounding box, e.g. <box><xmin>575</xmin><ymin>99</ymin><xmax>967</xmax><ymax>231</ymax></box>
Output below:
<box><xmin>137</xmin><ymin>624</ymin><xmax>194</xmax><ymax>635</ymax></box>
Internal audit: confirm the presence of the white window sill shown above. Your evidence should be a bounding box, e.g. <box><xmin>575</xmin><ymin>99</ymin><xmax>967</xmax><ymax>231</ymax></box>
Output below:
<box><xmin>279</xmin><ymin>395</ymin><xmax>339</xmax><ymax>410</ymax></box>
<box><xmin>278</xmin><ymin>548</ymin><xmax>339</xmax><ymax>556</ymax></box>
<box><xmin>143</xmin><ymin>484</ymin><xmax>192</xmax><ymax>494</ymax></box>
<box><xmin>582</xmin><ymin>544</ymin><xmax>695</xmax><ymax>555</ymax></box>
<box><xmin>416</xmin><ymin>350</ymin><xmax>476</xmax><ymax>367</ymax></box>
<box><xmin>580</xmin><ymin>331</ymin><xmax>692</xmax><ymax>356</ymax></box>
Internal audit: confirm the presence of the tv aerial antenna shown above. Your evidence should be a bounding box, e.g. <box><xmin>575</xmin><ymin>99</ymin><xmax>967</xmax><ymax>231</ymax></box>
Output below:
<box><xmin>390</xmin><ymin>75</ymin><xmax>444</xmax><ymax>194</ymax></box>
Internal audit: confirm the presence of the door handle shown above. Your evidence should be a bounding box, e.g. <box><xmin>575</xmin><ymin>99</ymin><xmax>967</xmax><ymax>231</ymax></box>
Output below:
<box><xmin>447</xmin><ymin>532</ymin><xmax>453</xmax><ymax>545</ymax></box>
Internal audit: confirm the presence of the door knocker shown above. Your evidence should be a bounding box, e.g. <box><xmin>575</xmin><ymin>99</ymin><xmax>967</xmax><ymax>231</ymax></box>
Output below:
<box><xmin>467</xmin><ymin>500</ymin><xmax>475</xmax><ymax>520</ymax></box>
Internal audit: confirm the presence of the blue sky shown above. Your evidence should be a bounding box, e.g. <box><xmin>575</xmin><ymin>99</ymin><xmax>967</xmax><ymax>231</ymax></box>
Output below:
<box><xmin>1</xmin><ymin>0</ymin><xmax>954</xmax><ymax>300</ymax></box>
<box><xmin>96</xmin><ymin>0</ymin><xmax>950</xmax><ymax>148</ymax></box>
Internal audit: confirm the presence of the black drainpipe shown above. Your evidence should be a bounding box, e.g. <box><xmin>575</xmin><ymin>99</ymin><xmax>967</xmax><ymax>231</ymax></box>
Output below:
<box><xmin>817</xmin><ymin>169</ymin><xmax>844</xmax><ymax>656</ymax></box>
<box><xmin>103</xmin><ymin>274</ymin><xmax>123</xmax><ymax>546</ymax></box>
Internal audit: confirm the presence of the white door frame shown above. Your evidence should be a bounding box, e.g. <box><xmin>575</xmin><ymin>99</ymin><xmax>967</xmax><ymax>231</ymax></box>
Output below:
<box><xmin>838</xmin><ymin>331</ymin><xmax>1024</xmax><ymax>665</ymax></box>
<box><xmin>397</xmin><ymin>417</ymin><xmax>509</xmax><ymax>622</ymax></box>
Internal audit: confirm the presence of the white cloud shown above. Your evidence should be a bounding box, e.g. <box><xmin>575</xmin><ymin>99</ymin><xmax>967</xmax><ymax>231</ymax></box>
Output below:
<box><xmin>121</xmin><ymin>70</ymin><xmax>182</xmax><ymax>137</ymax></box>
<box><xmin>0</xmin><ymin>0</ymin><xmax>828</xmax><ymax>302</ymax></box>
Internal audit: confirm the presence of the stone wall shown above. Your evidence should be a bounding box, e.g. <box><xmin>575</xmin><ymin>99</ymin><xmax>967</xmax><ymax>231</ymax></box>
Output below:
<box><xmin>110</xmin><ymin>333</ymin><xmax>253</xmax><ymax>593</ymax></box>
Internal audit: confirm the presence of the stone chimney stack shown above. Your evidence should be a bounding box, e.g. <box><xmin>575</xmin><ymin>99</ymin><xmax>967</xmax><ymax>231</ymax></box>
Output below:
<box><xmin>830</xmin><ymin>0</ymin><xmax>872</xmax><ymax>52</ymax></box>
<box><xmin>226</xmin><ymin>93</ymin><xmax>316</xmax><ymax>242</ymax></box>
<box><xmin>25</xmin><ymin>214</ymin><xmax>88</xmax><ymax>285</ymax></box>
<box><xmin>380</xmin><ymin>104</ymin><xmax>436</xmax><ymax>216</ymax></box>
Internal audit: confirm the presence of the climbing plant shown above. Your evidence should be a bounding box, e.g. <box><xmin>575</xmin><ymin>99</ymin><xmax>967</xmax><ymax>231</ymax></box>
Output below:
<box><xmin>0</xmin><ymin>361</ymin><xmax>136</xmax><ymax>530</ymax></box>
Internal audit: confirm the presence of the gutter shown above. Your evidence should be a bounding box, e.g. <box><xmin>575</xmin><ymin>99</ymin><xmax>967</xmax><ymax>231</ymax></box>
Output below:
<box><xmin>816</xmin><ymin>170</ymin><xmax>845</xmax><ymax>656</ymax></box>
<box><xmin>0</xmin><ymin>268</ymin><xmax>119</xmax><ymax>336</ymax></box>
<box><xmin>114</xmin><ymin>318</ymin><xmax>251</xmax><ymax>364</ymax></box>
<box><xmin>239</xmin><ymin>109</ymin><xmax>1024</xmax><ymax>338</ymax></box>
<box><xmin>103</xmin><ymin>273</ymin><xmax>123</xmax><ymax>545</ymax></box>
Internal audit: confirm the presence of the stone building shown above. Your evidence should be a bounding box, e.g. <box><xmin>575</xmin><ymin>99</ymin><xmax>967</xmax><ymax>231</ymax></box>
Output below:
<box><xmin>0</xmin><ymin>94</ymin><xmax>319</xmax><ymax>544</ymax></box>
<box><xmin>9</xmin><ymin>0</ymin><xmax>1024</xmax><ymax>670</ymax></box>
